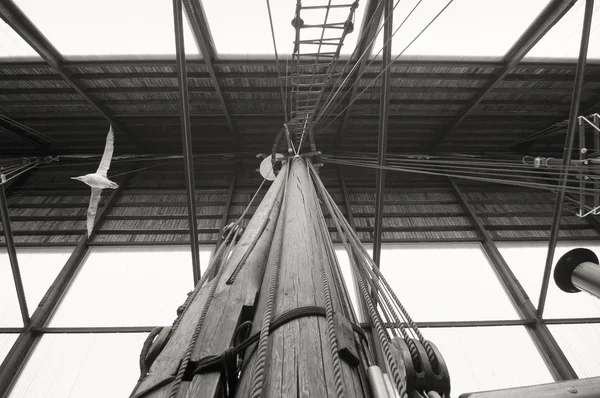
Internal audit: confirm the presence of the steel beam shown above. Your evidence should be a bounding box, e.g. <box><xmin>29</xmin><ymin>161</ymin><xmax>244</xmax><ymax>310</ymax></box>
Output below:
<box><xmin>372</xmin><ymin>0</ymin><xmax>392</xmax><ymax>267</ymax></box>
<box><xmin>0</xmin><ymin>0</ymin><xmax>140</xmax><ymax>149</ymax></box>
<box><xmin>335</xmin><ymin>0</ymin><xmax>383</xmax><ymax>144</ymax></box>
<box><xmin>0</xmin><ymin>175</ymin><xmax>129</xmax><ymax>397</ymax></box>
<box><xmin>0</xmin><ymin>122</ymin><xmax>45</xmax><ymax>152</ymax></box>
<box><xmin>538</xmin><ymin>0</ymin><xmax>595</xmax><ymax>316</ymax></box>
<box><xmin>174</xmin><ymin>0</ymin><xmax>201</xmax><ymax>285</ymax></box>
<box><xmin>0</xmin><ymin>183</ymin><xmax>29</xmax><ymax>327</ymax></box>
<box><xmin>451</xmin><ymin>179</ymin><xmax>577</xmax><ymax>381</ymax></box>
<box><xmin>182</xmin><ymin>0</ymin><xmax>235</xmax><ymax>136</ymax></box>
<box><xmin>428</xmin><ymin>0</ymin><xmax>577</xmax><ymax>152</ymax></box>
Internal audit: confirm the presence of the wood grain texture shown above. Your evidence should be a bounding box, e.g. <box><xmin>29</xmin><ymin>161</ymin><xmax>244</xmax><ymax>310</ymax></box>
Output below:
<box><xmin>133</xmin><ymin>166</ymin><xmax>286</xmax><ymax>398</ymax></box>
<box><xmin>237</xmin><ymin>158</ymin><xmax>365</xmax><ymax>398</ymax></box>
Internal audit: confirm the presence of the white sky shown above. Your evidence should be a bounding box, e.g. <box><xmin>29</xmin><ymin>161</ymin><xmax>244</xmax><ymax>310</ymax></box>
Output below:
<box><xmin>1</xmin><ymin>0</ymin><xmax>599</xmax><ymax>60</ymax></box>
<box><xmin>372</xmin><ymin>0</ymin><xmax>551</xmax><ymax>59</ymax></box>
<box><xmin>12</xmin><ymin>0</ymin><xmax>200</xmax><ymax>57</ymax></box>
<box><xmin>525</xmin><ymin>0</ymin><xmax>600</xmax><ymax>59</ymax></box>
<box><xmin>202</xmin><ymin>0</ymin><xmax>366</xmax><ymax>56</ymax></box>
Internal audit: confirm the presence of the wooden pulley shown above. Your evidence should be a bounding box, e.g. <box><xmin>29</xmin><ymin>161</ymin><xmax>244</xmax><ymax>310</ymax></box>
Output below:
<box><xmin>391</xmin><ymin>337</ymin><xmax>450</xmax><ymax>398</ymax></box>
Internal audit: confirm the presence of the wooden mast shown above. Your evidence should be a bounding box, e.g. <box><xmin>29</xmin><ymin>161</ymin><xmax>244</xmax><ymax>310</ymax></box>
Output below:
<box><xmin>131</xmin><ymin>157</ymin><xmax>369</xmax><ymax>398</ymax></box>
<box><xmin>236</xmin><ymin>157</ymin><xmax>365</xmax><ymax>397</ymax></box>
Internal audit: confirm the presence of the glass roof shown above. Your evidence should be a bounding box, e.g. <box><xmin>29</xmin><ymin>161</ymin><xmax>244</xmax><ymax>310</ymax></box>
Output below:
<box><xmin>12</xmin><ymin>0</ymin><xmax>200</xmax><ymax>57</ymax></box>
<box><xmin>372</xmin><ymin>0</ymin><xmax>551</xmax><ymax>59</ymax></box>
<box><xmin>525</xmin><ymin>0</ymin><xmax>600</xmax><ymax>60</ymax></box>
<box><xmin>0</xmin><ymin>19</ymin><xmax>40</xmax><ymax>57</ymax></box>
<box><xmin>202</xmin><ymin>0</ymin><xmax>366</xmax><ymax>56</ymax></box>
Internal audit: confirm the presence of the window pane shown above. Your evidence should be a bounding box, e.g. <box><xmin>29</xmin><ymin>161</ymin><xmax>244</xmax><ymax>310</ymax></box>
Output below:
<box><xmin>203</xmin><ymin>0</ymin><xmax>366</xmax><ymax>56</ymax></box>
<box><xmin>0</xmin><ymin>20</ymin><xmax>40</xmax><ymax>58</ymax></box>
<box><xmin>372</xmin><ymin>0</ymin><xmax>550</xmax><ymax>59</ymax></box>
<box><xmin>525</xmin><ymin>1</ymin><xmax>600</xmax><ymax>60</ymax></box>
<box><xmin>49</xmin><ymin>246</ymin><xmax>212</xmax><ymax>326</ymax></box>
<box><xmin>13</xmin><ymin>248</ymin><xmax>72</xmax><ymax>311</ymax></box>
<box><xmin>0</xmin><ymin>247</ymin><xmax>71</xmax><ymax>326</ymax></box>
<box><xmin>380</xmin><ymin>243</ymin><xmax>518</xmax><ymax>321</ymax></box>
<box><xmin>498</xmin><ymin>241</ymin><xmax>600</xmax><ymax>318</ymax></box>
<box><xmin>9</xmin><ymin>333</ymin><xmax>145</xmax><ymax>398</ymax></box>
<box><xmin>334</xmin><ymin>246</ymin><xmax>361</xmax><ymax>320</ymax></box>
<box><xmin>0</xmin><ymin>252</ymin><xmax>21</xmax><ymax>326</ymax></box>
<box><xmin>423</xmin><ymin>326</ymin><xmax>553</xmax><ymax>396</ymax></box>
<box><xmin>13</xmin><ymin>0</ymin><xmax>200</xmax><ymax>57</ymax></box>
<box><xmin>549</xmin><ymin>323</ymin><xmax>600</xmax><ymax>378</ymax></box>
<box><xmin>0</xmin><ymin>334</ymin><xmax>18</xmax><ymax>364</ymax></box>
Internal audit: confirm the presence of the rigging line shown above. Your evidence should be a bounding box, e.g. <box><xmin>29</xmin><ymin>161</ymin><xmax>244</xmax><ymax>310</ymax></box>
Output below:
<box><xmin>317</xmin><ymin>0</ymin><xmax>454</xmax><ymax>133</ymax></box>
<box><xmin>328</xmin><ymin>157</ymin><xmax>598</xmax><ymax>176</ymax></box>
<box><xmin>326</xmin><ymin>163</ymin><xmax>592</xmax><ymax>191</ymax></box>
<box><xmin>109</xmin><ymin>162</ymin><xmax>172</xmax><ymax>178</ymax></box>
<box><xmin>316</xmin><ymin>0</ymin><xmax>427</xmax><ymax>127</ymax></box>
<box><xmin>324</xmin><ymin>157</ymin><xmax>597</xmax><ymax>190</ymax></box>
<box><xmin>324</xmin><ymin>158</ymin><xmax>595</xmax><ymax>194</ymax></box>
<box><xmin>314</xmin><ymin>0</ymin><xmax>402</xmax><ymax>126</ymax></box>
<box><xmin>265</xmin><ymin>0</ymin><xmax>288</xmax><ymax>125</ymax></box>
<box><xmin>0</xmin><ymin>159</ymin><xmax>49</xmax><ymax>186</ymax></box>
<box><xmin>324</xmin><ymin>153</ymin><xmax>592</xmax><ymax>173</ymax></box>
<box><xmin>295</xmin><ymin>0</ymin><xmax>335</xmax><ymax>154</ymax></box>
<box><xmin>0</xmin><ymin>114</ymin><xmax>65</xmax><ymax>146</ymax></box>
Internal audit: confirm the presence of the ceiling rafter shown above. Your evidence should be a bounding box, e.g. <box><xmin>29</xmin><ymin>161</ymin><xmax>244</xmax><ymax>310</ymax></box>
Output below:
<box><xmin>182</xmin><ymin>0</ymin><xmax>236</xmax><ymax>139</ymax></box>
<box><xmin>426</xmin><ymin>0</ymin><xmax>578</xmax><ymax>152</ymax></box>
<box><xmin>0</xmin><ymin>0</ymin><xmax>141</xmax><ymax>149</ymax></box>
<box><xmin>331</xmin><ymin>0</ymin><xmax>382</xmax><ymax>146</ymax></box>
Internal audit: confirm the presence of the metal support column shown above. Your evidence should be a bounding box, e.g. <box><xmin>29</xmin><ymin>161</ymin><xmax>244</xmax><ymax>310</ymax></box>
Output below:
<box><xmin>538</xmin><ymin>0</ymin><xmax>594</xmax><ymax>317</ymax></box>
<box><xmin>372</xmin><ymin>0</ymin><xmax>392</xmax><ymax>267</ymax></box>
<box><xmin>0</xmin><ymin>175</ymin><xmax>129</xmax><ymax>397</ymax></box>
<box><xmin>0</xmin><ymin>182</ymin><xmax>29</xmax><ymax>327</ymax></box>
<box><xmin>173</xmin><ymin>0</ymin><xmax>201</xmax><ymax>285</ymax></box>
<box><xmin>451</xmin><ymin>179</ymin><xmax>577</xmax><ymax>381</ymax></box>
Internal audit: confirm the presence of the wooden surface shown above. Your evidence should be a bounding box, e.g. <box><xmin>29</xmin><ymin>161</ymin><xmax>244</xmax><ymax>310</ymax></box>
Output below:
<box><xmin>236</xmin><ymin>158</ymin><xmax>365</xmax><ymax>397</ymax></box>
<box><xmin>459</xmin><ymin>376</ymin><xmax>600</xmax><ymax>398</ymax></box>
<box><xmin>133</xmin><ymin>165</ymin><xmax>286</xmax><ymax>398</ymax></box>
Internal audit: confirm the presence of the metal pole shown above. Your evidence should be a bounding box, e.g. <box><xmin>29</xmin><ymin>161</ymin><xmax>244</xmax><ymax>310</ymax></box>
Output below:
<box><xmin>451</xmin><ymin>179</ymin><xmax>577</xmax><ymax>381</ymax></box>
<box><xmin>0</xmin><ymin>175</ymin><xmax>129</xmax><ymax>396</ymax></box>
<box><xmin>538</xmin><ymin>0</ymin><xmax>595</xmax><ymax>317</ymax></box>
<box><xmin>554</xmin><ymin>248</ymin><xmax>600</xmax><ymax>299</ymax></box>
<box><xmin>173</xmin><ymin>0</ymin><xmax>201</xmax><ymax>285</ymax></box>
<box><xmin>0</xmin><ymin>182</ymin><xmax>29</xmax><ymax>327</ymax></box>
<box><xmin>372</xmin><ymin>0</ymin><xmax>392</xmax><ymax>267</ymax></box>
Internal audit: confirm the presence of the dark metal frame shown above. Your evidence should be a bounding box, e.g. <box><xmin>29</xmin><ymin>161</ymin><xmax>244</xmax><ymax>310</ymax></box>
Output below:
<box><xmin>0</xmin><ymin>176</ymin><xmax>129</xmax><ymax>395</ymax></box>
<box><xmin>451</xmin><ymin>179</ymin><xmax>577</xmax><ymax>381</ymax></box>
<box><xmin>372</xmin><ymin>0</ymin><xmax>392</xmax><ymax>268</ymax></box>
<box><xmin>0</xmin><ymin>183</ymin><xmax>29</xmax><ymax>327</ymax></box>
<box><xmin>174</xmin><ymin>0</ymin><xmax>202</xmax><ymax>285</ymax></box>
<box><xmin>427</xmin><ymin>0</ymin><xmax>577</xmax><ymax>152</ymax></box>
<box><xmin>0</xmin><ymin>0</ymin><xmax>140</xmax><ymax>150</ymax></box>
<box><xmin>182</xmin><ymin>0</ymin><xmax>236</xmax><ymax>137</ymax></box>
<box><xmin>538</xmin><ymin>0</ymin><xmax>595</xmax><ymax>317</ymax></box>
<box><xmin>335</xmin><ymin>0</ymin><xmax>383</xmax><ymax>144</ymax></box>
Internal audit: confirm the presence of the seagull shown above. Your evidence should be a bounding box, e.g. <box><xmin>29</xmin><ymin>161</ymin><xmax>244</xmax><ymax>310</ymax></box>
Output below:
<box><xmin>71</xmin><ymin>125</ymin><xmax>118</xmax><ymax>237</ymax></box>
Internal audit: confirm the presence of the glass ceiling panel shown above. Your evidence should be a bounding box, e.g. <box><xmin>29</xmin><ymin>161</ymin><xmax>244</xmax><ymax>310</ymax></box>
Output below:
<box><xmin>202</xmin><ymin>0</ymin><xmax>366</xmax><ymax>56</ymax></box>
<box><xmin>372</xmin><ymin>0</ymin><xmax>551</xmax><ymax>59</ymax></box>
<box><xmin>525</xmin><ymin>0</ymin><xmax>600</xmax><ymax>60</ymax></box>
<box><xmin>12</xmin><ymin>0</ymin><xmax>200</xmax><ymax>57</ymax></box>
<box><xmin>0</xmin><ymin>19</ymin><xmax>40</xmax><ymax>58</ymax></box>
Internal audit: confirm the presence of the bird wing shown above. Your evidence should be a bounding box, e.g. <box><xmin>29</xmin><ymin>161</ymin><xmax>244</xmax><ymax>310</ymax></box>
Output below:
<box><xmin>86</xmin><ymin>188</ymin><xmax>102</xmax><ymax>237</ymax></box>
<box><xmin>96</xmin><ymin>125</ymin><xmax>114</xmax><ymax>177</ymax></box>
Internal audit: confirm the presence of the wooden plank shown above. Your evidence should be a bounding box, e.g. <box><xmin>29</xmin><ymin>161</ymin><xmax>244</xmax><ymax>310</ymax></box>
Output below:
<box><xmin>133</xmin><ymin>168</ymin><xmax>286</xmax><ymax>398</ymax></box>
<box><xmin>460</xmin><ymin>376</ymin><xmax>600</xmax><ymax>398</ymax></box>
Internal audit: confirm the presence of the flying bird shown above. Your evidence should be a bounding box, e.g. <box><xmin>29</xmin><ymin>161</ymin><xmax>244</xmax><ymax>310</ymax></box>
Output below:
<box><xmin>71</xmin><ymin>125</ymin><xmax>118</xmax><ymax>237</ymax></box>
